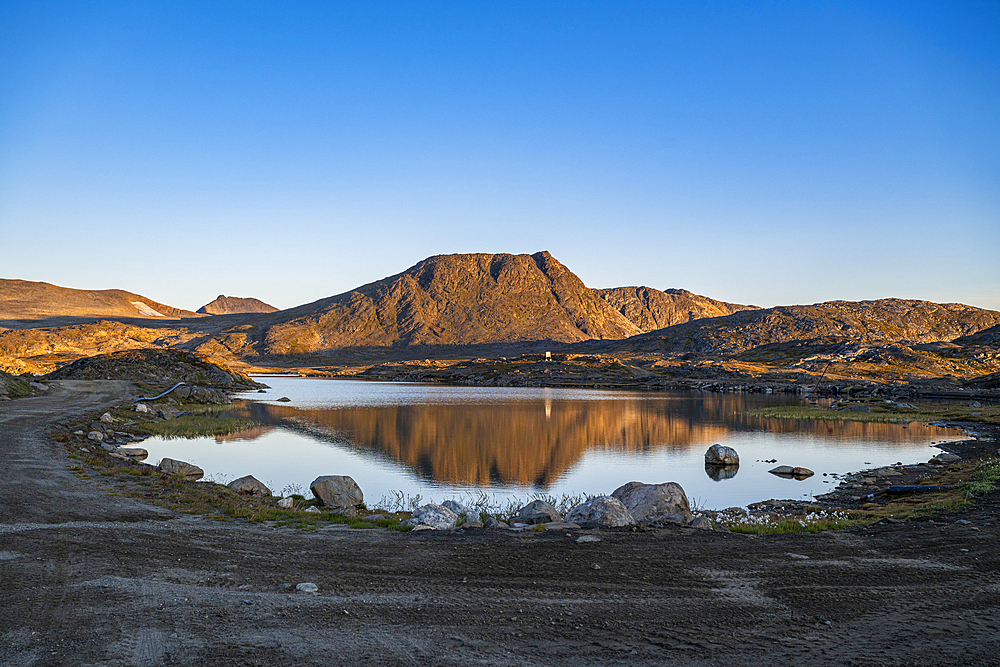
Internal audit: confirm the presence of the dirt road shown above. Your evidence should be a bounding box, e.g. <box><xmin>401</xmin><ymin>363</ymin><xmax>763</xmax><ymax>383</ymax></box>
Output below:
<box><xmin>1</xmin><ymin>383</ymin><xmax>998</xmax><ymax>666</ymax></box>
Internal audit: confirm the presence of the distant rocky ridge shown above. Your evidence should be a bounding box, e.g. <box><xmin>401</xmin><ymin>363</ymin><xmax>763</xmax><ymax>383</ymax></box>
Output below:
<box><xmin>0</xmin><ymin>254</ymin><xmax>997</xmax><ymax>383</ymax></box>
<box><xmin>0</xmin><ymin>279</ymin><xmax>202</xmax><ymax>321</ymax></box>
<box><xmin>574</xmin><ymin>299</ymin><xmax>1000</xmax><ymax>356</ymax></box>
<box><xmin>198</xmin><ymin>295</ymin><xmax>278</xmax><ymax>315</ymax></box>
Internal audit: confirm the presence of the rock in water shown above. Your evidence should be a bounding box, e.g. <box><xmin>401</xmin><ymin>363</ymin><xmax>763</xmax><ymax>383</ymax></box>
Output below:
<box><xmin>565</xmin><ymin>497</ymin><xmax>635</xmax><ymax>528</ymax></box>
<box><xmin>401</xmin><ymin>504</ymin><xmax>460</xmax><ymax>530</ymax></box>
<box><xmin>228</xmin><ymin>475</ymin><xmax>272</xmax><ymax>497</ymax></box>
<box><xmin>516</xmin><ymin>500</ymin><xmax>562</xmax><ymax>525</ymax></box>
<box><xmin>611</xmin><ymin>481</ymin><xmax>693</xmax><ymax>523</ymax></box>
<box><xmin>158</xmin><ymin>458</ymin><xmax>204</xmax><ymax>480</ymax></box>
<box><xmin>705</xmin><ymin>444</ymin><xmax>739</xmax><ymax>465</ymax></box>
<box><xmin>309</xmin><ymin>475</ymin><xmax>363</xmax><ymax>510</ymax></box>
<box><xmin>705</xmin><ymin>463</ymin><xmax>739</xmax><ymax>481</ymax></box>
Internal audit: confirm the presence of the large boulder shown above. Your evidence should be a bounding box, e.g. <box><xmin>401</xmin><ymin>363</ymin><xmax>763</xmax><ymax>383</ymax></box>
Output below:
<box><xmin>310</xmin><ymin>475</ymin><xmax>363</xmax><ymax>510</ymax></box>
<box><xmin>611</xmin><ymin>481</ymin><xmax>693</xmax><ymax>523</ymax></box>
<box><xmin>228</xmin><ymin>475</ymin><xmax>272</xmax><ymax>497</ymax></box>
<box><xmin>564</xmin><ymin>497</ymin><xmax>635</xmax><ymax>528</ymax></box>
<box><xmin>158</xmin><ymin>458</ymin><xmax>204</xmax><ymax>480</ymax></box>
<box><xmin>705</xmin><ymin>444</ymin><xmax>739</xmax><ymax>465</ymax></box>
<box><xmin>516</xmin><ymin>500</ymin><xmax>562</xmax><ymax>525</ymax></box>
<box><xmin>401</xmin><ymin>504</ymin><xmax>460</xmax><ymax>530</ymax></box>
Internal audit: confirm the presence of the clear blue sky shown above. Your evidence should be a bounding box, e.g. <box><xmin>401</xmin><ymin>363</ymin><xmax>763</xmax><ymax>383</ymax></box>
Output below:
<box><xmin>2</xmin><ymin>1</ymin><xmax>997</xmax><ymax>312</ymax></box>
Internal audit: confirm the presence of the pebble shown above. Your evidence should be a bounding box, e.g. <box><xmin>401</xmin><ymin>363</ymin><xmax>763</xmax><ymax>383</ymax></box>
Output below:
<box><xmin>295</xmin><ymin>582</ymin><xmax>318</xmax><ymax>594</ymax></box>
<box><xmin>575</xmin><ymin>535</ymin><xmax>601</xmax><ymax>544</ymax></box>
<box><xmin>590</xmin><ymin>563</ymin><xmax>601</xmax><ymax>570</ymax></box>
<box><xmin>787</xmin><ymin>553</ymin><xmax>810</xmax><ymax>560</ymax></box>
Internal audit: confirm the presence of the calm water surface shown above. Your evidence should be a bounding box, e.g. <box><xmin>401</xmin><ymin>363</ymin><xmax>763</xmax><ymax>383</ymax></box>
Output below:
<box><xmin>139</xmin><ymin>377</ymin><xmax>964</xmax><ymax>510</ymax></box>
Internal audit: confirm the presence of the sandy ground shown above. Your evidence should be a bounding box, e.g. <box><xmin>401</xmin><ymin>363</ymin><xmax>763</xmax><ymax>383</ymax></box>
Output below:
<box><xmin>1</xmin><ymin>382</ymin><xmax>998</xmax><ymax>666</ymax></box>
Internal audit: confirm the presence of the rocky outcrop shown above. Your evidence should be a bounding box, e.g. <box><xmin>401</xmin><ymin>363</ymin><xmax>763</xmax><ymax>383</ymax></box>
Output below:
<box><xmin>611</xmin><ymin>481</ymin><xmax>693</xmax><ymax>523</ymax></box>
<box><xmin>565</xmin><ymin>497</ymin><xmax>634</xmax><ymax>528</ymax></box>
<box><xmin>44</xmin><ymin>349</ymin><xmax>257</xmax><ymax>389</ymax></box>
<box><xmin>309</xmin><ymin>475</ymin><xmax>363</xmax><ymax>511</ymax></box>
<box><xmin>197</xmin><ymin>295</ymin><xmax>278</xmax><ymax>316</ymax></box>
<box><xmin>595</xmin><ymin>286</ymin><xmax>756</xmax><ymax>333</ymax></box>
<box><xmin>158</xmin><ymin>458</ymin><xmax>204</xmax><ymax>480</ymax></box>
<box><xmin>228</xmin><ymin>475</ymin><xmax>272</xmax><ymax>497</ymax></box>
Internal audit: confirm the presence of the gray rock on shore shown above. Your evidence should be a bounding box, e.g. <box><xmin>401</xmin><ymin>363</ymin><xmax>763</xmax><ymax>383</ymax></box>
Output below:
<box><xmin>516</xmin><ymin>500</ymin><xmax>562</xmax><ymax>525</ymax></box>
<box><xmin>611</xmin><ymin>481</ymin><xmax>693</xmax><ymax>523</ymax></box>
<box><xmin>441</xmin><ymin>499</ymin><xmax>480</xmax><ymax>522</ymax></box>
<box><xmin>310</xmin><ymin>475</ymin><xmax>363</xmax><ymax>512</ymax></box>
<box><xmin>228</xmin><ymin>475</ymin><xmax>272</xmax><ymax>497</ymax></box>
<box><xmin>402</xmin><ymin>504</ymin><xmax>460</xmax><ymax>530</ymax></box>
<box><xmin>158</xmin><ymin>458</ymin><xmax>204</xmax><ymax>480</ymax></box>
<box><xmin>565</xmin><ymin>496</ymin><xmax>634</xmax><ymax>528</ymax></box>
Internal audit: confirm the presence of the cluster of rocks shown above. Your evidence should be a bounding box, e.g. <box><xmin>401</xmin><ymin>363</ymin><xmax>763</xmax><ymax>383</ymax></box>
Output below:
<box><xmin>401</xmin><ymin>480</ymin><xmax>714</xmax><ymax>532</ymax></box>
<box><xmin>77</xmin><ymin>412</ymin><xmax>151</xmax><ymax>461</ymax></box>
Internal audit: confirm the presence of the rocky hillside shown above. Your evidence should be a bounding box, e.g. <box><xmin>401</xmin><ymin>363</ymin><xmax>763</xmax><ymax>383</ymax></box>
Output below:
<box><xmin>0</xmin><ymin>279</ymin><xmax>202</xmax><ymax>321</ymax></box>
<box><xmin>198</xmin><ymin>295</ymin><xmax>278</xmax><ymax>315</ymax></box>
<box><xmin>45</xmin><ymin>349</ymin><xmax>258</xmax><ymax>389</ymax></box>
<box><xmin>576</xmin><ymin>299</ymin><xmax>1000</xmax><ymax>356</ymax></box>
<box><xmin>254</xmin><ymin>252</ymin><xmax>642</xmax><ymax>354</ymax></box>
<box><xmin>595</xmin><ymin>286</ymin><xmax>756</xmax><ymax>331</ymax></box>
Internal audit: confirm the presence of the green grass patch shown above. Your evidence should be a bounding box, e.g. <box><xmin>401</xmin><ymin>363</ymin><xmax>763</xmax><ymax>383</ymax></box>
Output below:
<box><xmin>131</xmin><ymin>414</ymin><xmax>259</xmax><ymax>439</ymax></box>
<box><xmin>747</xmin><ymin>402</ymin><xmax>1000</xmax><ymax>425</ymax></box>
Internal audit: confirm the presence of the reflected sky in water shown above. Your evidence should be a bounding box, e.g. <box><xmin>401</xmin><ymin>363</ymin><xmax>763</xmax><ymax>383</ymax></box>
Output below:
<box><xmin>140</xmin><ymin>378</ymin><xmax>964</xmax><ymax>509</ymax></box>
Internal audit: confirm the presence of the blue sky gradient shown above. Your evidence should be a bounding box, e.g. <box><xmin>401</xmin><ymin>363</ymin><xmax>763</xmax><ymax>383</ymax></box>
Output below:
<box><xmin>2</xmin><ymin>1</ymin><xmax>997</xmax><ymax>311</ymax></box>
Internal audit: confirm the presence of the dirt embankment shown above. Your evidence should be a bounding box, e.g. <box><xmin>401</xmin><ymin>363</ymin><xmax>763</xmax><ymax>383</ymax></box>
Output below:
<box><xmin>1</xmin><ymin>383</ymin><xmax>998</xmax><ymax>666</ymax></box>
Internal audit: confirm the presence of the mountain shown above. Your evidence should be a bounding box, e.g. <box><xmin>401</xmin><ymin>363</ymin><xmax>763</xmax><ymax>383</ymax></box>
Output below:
<box><xmin>254</xmin><ymin>251</ymin><xmax>642</xmax><ymax>354</ymax></box>
<box><xmin>595</xmin><ymin>286</ymin><xmax>756</xmax><ymax>331</ymax></box>
<box><xmin>0</xmin><ymin>279</ymin><xmax>202</xmax><ymax>321</ymax></box>
<box><xmin>575</xmin><ymin>298</ymin><xmax>1000</xmax><ymax>356</ymax></box>
<box><xmin>198</xmin><ymin>295</ymin><xmax>278</xmax><ymax>315</ymax></box>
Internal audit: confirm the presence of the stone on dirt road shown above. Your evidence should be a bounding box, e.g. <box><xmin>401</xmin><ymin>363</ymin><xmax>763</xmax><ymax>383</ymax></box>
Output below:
<box><xmin>310</xmin><ymin>475</ymin><xmax>363</xmax><ymax>511</ymax></box>
<box><xmin>516</xmin><ymin>499</ymin><xmax>562</xmax><ymax>525</ymax></box>
<box><xmin>705</xmin><ymin>444</ymin><xmax>739</xmax><ymax>465</ymax></box>
<box><xmin>686</xmin><ymin>516</ymin><xmax>713</xmax><ymax>530</ymax></box>
<box><xmin>565</xmin><ymin>496</ymin><xmax>635</xmax><ymax>528</ymax></box>
<box><xmin>295</xmin><ymin>582</ymin><xmax>318</xmax><ymax>594</ymax></box>
<box><xmin>611</xmin><ymin>481</ymin><xmax>693</xmax><ymax>523</ymax></box>
<box><xmin>158</xmin><ymin>458</ymin><xmax>204</xmax><ymax>480</ymax></box>
<box><xmin>228</xmin><ymin>475</ymin><xmax>272</xmax><ymax>497</ymax></box>
<box><xmin>402</xmin><ymin>504</ymin><xmax>460</xmax><ymax>530</ymax></box>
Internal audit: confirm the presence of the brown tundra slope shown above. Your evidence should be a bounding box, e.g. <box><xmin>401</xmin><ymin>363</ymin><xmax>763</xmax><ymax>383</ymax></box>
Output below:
<box><xmin>0</xmin><ymin>279</ymin><xmax>202</xmax><ymax>321</ymax></box>
<box><xmin>576</xmin><ymin>299</ymin><xmax>1000</xmax><ymax>356</ymax></box>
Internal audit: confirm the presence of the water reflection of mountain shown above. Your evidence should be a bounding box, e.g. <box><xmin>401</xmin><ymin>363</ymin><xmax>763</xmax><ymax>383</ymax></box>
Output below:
<box><xmin>227</xmin><ymin>395</ymin><xmax>956</xmax><ymax>487</ymax></box>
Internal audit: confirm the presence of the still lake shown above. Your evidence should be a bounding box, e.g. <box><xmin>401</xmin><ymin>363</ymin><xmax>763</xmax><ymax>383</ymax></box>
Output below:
<box><xmin>139</xmin><ymin>377</ymin><xmax>963</xmax><ymax>510</ymax></box>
